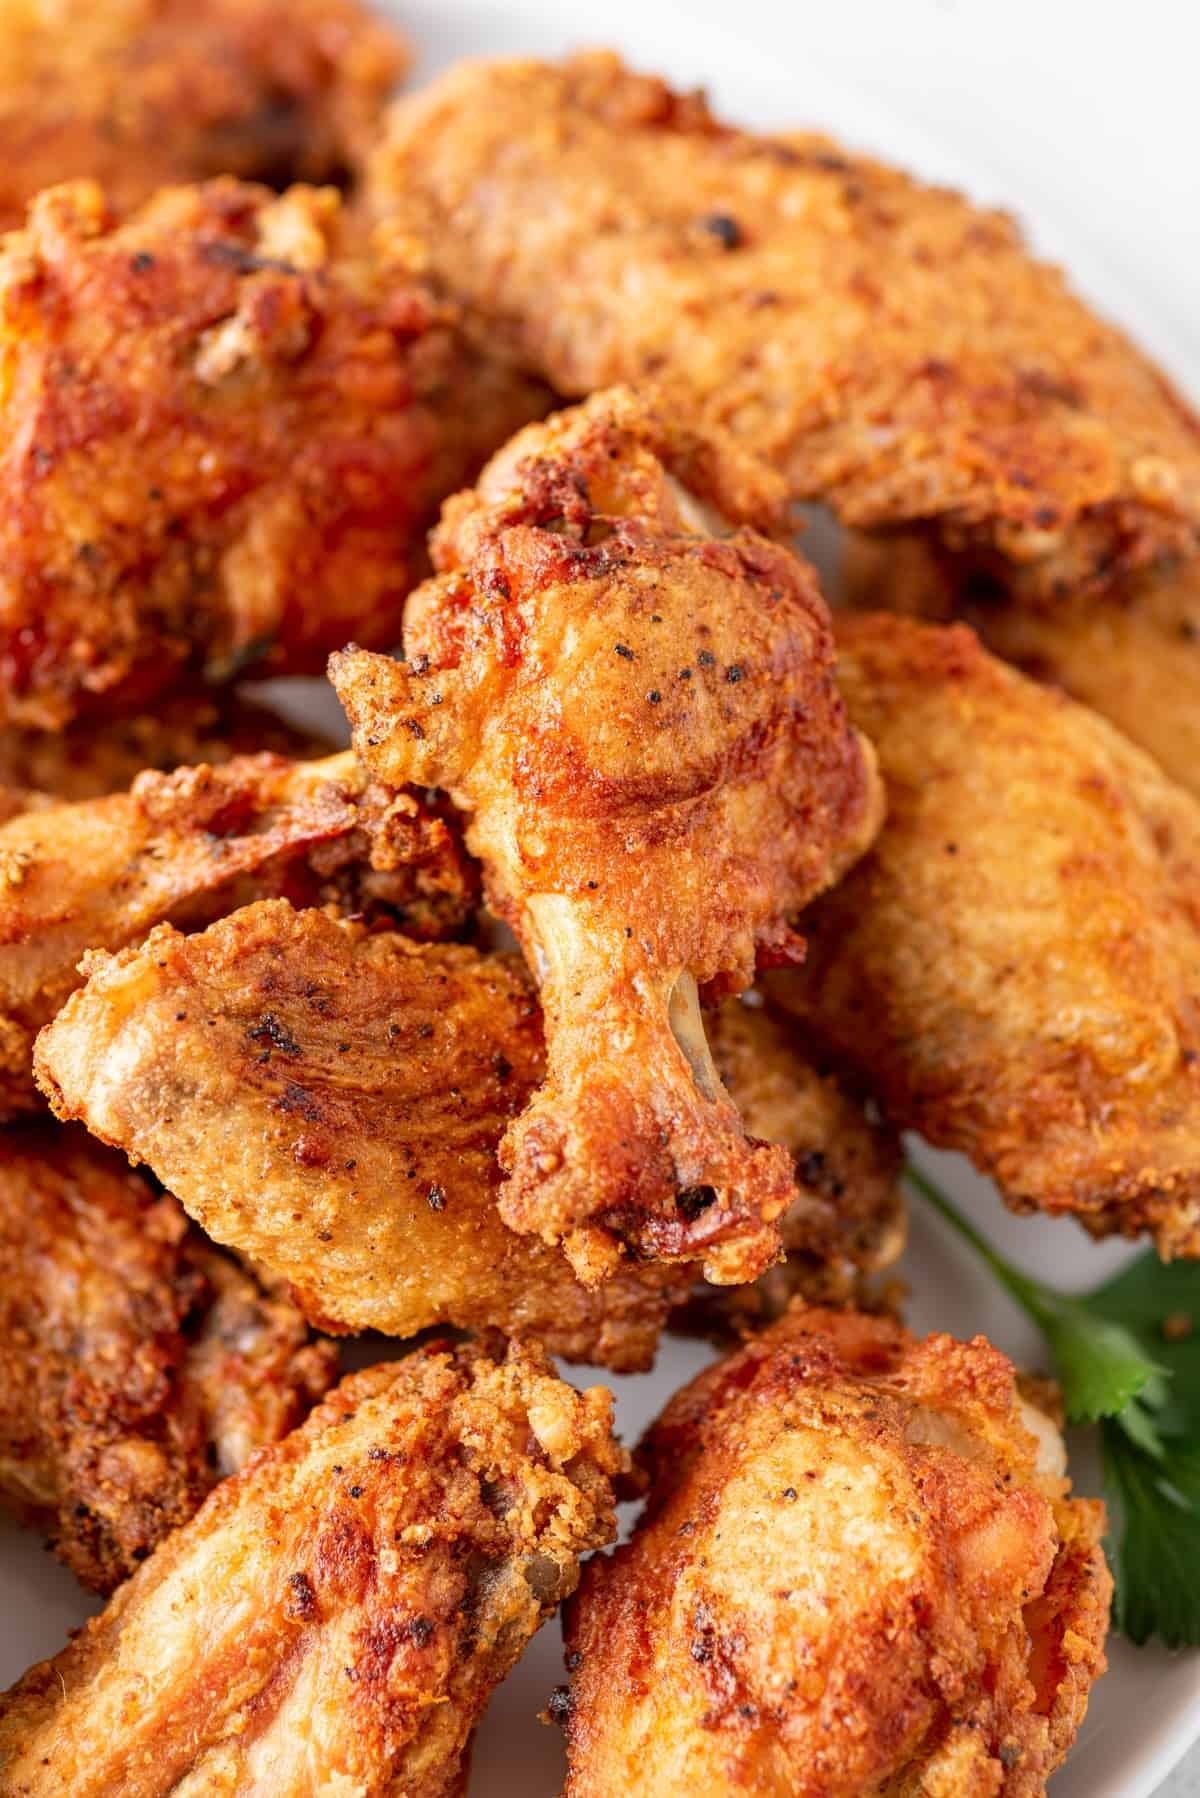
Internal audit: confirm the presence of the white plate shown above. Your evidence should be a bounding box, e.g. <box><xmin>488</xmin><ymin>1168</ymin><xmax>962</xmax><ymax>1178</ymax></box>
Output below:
<box><xmin>4</xmin><ymin>3</ymin><xmax>1199</xmax><ymax>1792</ymax></box>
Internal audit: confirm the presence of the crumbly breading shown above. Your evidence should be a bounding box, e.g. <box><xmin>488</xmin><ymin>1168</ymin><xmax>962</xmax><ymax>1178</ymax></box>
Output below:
<box><xmin>844</xmin><ymin>532</ymin><xmax>1200</xmax><ymax>801</ymax></box>
<box><xmin>0</xmin><ymin>1125</ymin><xmax>334</xmax><ymax>1593</ymax></box>
<box><xmin>772</xmin><ymin>611</ymin><xmax>1200</xmax><ymax>1256</ymax></box>
<box><xmin>0</xmin><ymin>178</ymin><xmax>548</xmax><ymax>727</ymax></box>
<box><xmin>0</xmin><ymin>748</ymin><xmax>474</xmax><ymax>1115</ymax></box>
<box><xmin>0</xmin><ymin>0</ymin><xmax>407</xmax><ymax>230</ymax></box>
<box><xmin>0</xmin><ymin>1339</ymin><xmax>624</xmax><ymax>1798</ymax></box>
<box><xmin>562</xmin><ymin>1305</ymin><xmax>1110</xmax><ymax>1798</ymax></box>
<box><xmin>333</xmin><ymin>388</ymin><xmax>883</xmax><ymax>1288</ymax></box>
<box><xmin>36</xmin><ymin>901</ymin><xmax>906</xmax><ymax>1369</ymax></box>
<box><xmin>367</xmin><ymin>49</ymin><xmax>1200</xmax><ymax>601</ymax></box>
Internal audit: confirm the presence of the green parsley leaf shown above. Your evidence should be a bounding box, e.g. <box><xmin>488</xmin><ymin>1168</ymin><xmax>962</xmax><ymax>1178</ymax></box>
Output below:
<box><xmin>907</xmin><ymin>1164</ymin><xmax>1200</xmax><ymax>1647</ymax></box>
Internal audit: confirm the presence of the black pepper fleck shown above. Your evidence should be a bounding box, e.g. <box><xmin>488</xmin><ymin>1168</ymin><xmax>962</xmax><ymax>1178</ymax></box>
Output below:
<box><xmin>700</xmin><ymin>212</ymin><xmax>743</xmax><ymax>249</ymax></box>
<box><xmin>647</xmin><ymin>689</ymin><xmax>662</xmax><ymax>704</ymax></box>
<box><xmin>427</xmin><ymin>1185</ymin><xmax>446</xmax><ymax>1211</ymax></box>
<box><xmin>614</xmin><ymin>642</ymin><xmax>634</xmax><ymax>659</ymax></box>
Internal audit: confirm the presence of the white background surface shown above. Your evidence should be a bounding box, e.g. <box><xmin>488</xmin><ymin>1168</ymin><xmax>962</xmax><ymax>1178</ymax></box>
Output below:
<box><xmin>4</xmin><ymin>2</ymin><xmax>1199</xmax><ymax>1792</ymax></box>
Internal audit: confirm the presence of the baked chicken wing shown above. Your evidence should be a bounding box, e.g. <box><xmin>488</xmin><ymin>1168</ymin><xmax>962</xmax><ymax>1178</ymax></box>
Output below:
<box><xmin>0</xmin><ymin>1125</ymin><xmax>334</xmax><ymax>1593</ymax></box>
<box><xmin>0</xmin><ymin>0</ymin><xmax>406</xmax><ymax>231</ymax></box>
<box><xmin>0</xmin><ymin>177</ymin><xmax>547</xmax><ymax>728</ymax></box>
<box><xmin>0</xmin><ymin>748</ymin><xmax>472</xmax><ymax>1115</ymax></box>
<box><xmin>366</xmin><ymin>50</ymin><xmax>1200</xmax><ymax>602</ymax></box>
<box><xmin>772</xmin><ymin>612</ymin><xmax>1200</xmax><ymax>1256</ymax></box>
<box><xmin>36</xmin><ymin>901</ymin><xmax>905</xmax><ymax>1369</ymax></box>
<box><xmin>333</xmin><ymin>389</ymin><xmax>883</xmax><ymax>1287</ymax></box>
<box><xmin>560</xmin><ymin>1304</ymin><xmax>1110</xmax><ymax>1797</ymax></box>
<box><xmin>0</xmin><ymin>1338</ymin><xmax>623</xmax><ymax>1798</ymax></box>
<box><xmin>845</xmin><ymin>533</ymin><xmax>1200</xmax><ymax>801</ymax></box>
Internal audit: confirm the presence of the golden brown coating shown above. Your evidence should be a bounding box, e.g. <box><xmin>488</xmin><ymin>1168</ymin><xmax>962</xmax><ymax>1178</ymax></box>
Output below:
<box><xmin>0</xmin><ymin>1338</ymin><xmax>623</xmax><ymax>1798</ymax></box>
<box><xmin>0</xmin><ymin>177</ymin><xmax>548</xmax><ymax>728</ymax></box>
<box><xmin>36</xmin><ymin>902</ymin><xmax>905</xmax><ymax>1369</ymax></box>
<box><xmin>333</xmin><ymin>389</ymin><xmax>883</xmax><ymax>1288</ymax></box>
<box><xmin>562</xmin><ymin>1305</ymin><xmax>1110</xmax><ymax>1798</ymax></box>
<box><xmin>0</xmin><ymin>748</ymin><xmax>473</xmax><ymax>1116</ymax></box>
<box><xmin>844</xmin><ymin>532</ymin><xmax>1200</xmax><ymax>800</ymax></box>
<box><xmin>0</xmin><ymin>1124</ymin><xmax>334</xmax><ymax>1594</ymax></box>
<box><xmin>0</xmin><ymin>690</ymin><xmax>331</xmax><ymax>806</ymax></box>
<box><xmin>772</xmin><ymin>612</ymin><xmax>1200</xmax><ymax>1256</ymax></box>
<box><xmin>0</xmin><ymin>0</ymin><xmax>407</xmax><ymax>231</ymax></box>
<box><xmin>37</xmin><ymin>898</ymin><xmax>690</xmax><ymax>1372</ymax></box>
<box><xmin>367</xmin><ymin>50</ymin><xmax>1200</xmax><ymax>602</ymax></box>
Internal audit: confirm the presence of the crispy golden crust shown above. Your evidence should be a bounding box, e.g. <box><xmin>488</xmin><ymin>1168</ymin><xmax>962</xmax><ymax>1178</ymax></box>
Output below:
<box><xmin>772</xmin><ymin>612</ymin><xmax>1200</xmax><ymax>1256</ymax></box>
<box><xmin>333</xmin><ymin>389</ymin><xmax>883</xmax><ymax>1288</ymax></box>
<box><xmin>36</xmin><ymin>898</ymin><xmax>690</xmax><ymax>1372</ymax></box>
<box><xmin>0</xmin><ymin>690</ymin><xmax>330</xmax><ymax>805</ymax></box>
<box><xmin>562</xmin><ymin>1306</ymin><xmax>1110</xmax><ymax>1798</ymax></box>
<box><xmin>367</xmin><ymin>50</ymin><xmax>1200</xmax><ymax>602</ymax></box>
<box><xmin>0</xmin><ymin>1124</ymin><xmax>334</xmax><ymax>1593</ymax></box>
<box><xmin>0</xmin><ymin>1340</ymin><xmax>623</xmax><ymax>1798</ymax></box>
<box><xmin>844</xmin><ymin>533</ymin><xmax>1200</xmax><ymax>802</ymax></box>
<box><xmin>0</xmin><ymin>748</ymin><xmax>474</xmax><ymax>1116</ymax></box>
<box><xmin>0</xmin><ymin>178</ymin><xmax>548</xmax><ymax>727</ymax></box>
<box><xmin>0</xmin><ymin>0</ymin><xmax>406</xmax><ymax>230</ymax></box>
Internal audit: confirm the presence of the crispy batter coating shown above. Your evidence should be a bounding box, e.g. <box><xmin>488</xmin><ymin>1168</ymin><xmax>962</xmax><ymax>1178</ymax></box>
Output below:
<box><xmin>845</xmin><ymin>532</ymin><xmax>1200</xmax><ymax>801</ymax></box>
<box><xmin>36</xmin><ymin>901</ymin><xmax>905</xmax><ymax>1369</ymax></box>
<box><xmin>772</xmin><ymin>612</ymin><xmax>1200</xmax><ymax>1256</ymax></box>
<box><xmin>367</xmin><ymin>50</ymin><xmax>1200</xmax><ymax>602</ymax></box>
<box><xmin>0</xmin><ymin>1124</ymin><xmax>334</xmax><ymax>1593</ymax></box>
<box><xmin>0</xmin><ymin>177</ymin><xmax>548</xmax><ymax>728</ymax></box>
<box><xmin>0</xmin><ymin>690</ymin><xmax>330</xmax><ymax>807</ymax></box>
<box><xmin>0</xmin><ymin>1338</ymin><xmax>624</xmax><ymax>1798</ymax></box>
<box><xmin>333</xmin><ymin>389</ymin><xmax>882</xmax><ymax>1287</ymax></box>
<box><xmin>0</xmin><ymin>0</ymin><xmax>407</xmax><ymax>231</ymax></box>
<box><xmin>0</xmin><ymin>748</ymin><xmax>474</xmax><ymax>1115</ymax></box>
<box><xmin>562</xmin><ymin>1305</ymin><xmax>1110</xmax><ymax>1798</ymax></box>
<box><xmin>37</xmin><ymin>898</ymin><xmax>690</xmax><ymax>1372</ymax></box>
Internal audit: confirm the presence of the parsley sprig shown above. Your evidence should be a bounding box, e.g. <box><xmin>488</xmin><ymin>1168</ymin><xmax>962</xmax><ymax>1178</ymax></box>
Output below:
<box><xmin>908</xmin><ymin>1165</ymin><xmax>1200</xmax><ymax>1648</ymax></box>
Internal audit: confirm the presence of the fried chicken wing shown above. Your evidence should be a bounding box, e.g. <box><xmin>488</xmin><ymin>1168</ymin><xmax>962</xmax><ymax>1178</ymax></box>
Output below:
<box><xmin>333</xmin><ymin>389</ymin><xmax>882</xmax><ymax>1287</ymax></box>
<box><xmin>36</xmin><ymin>900</ymin><xmax>905</xmax><ymax>1367</ymax></box>
<box><xmin>0</xmin><ymin>177</ymin><xmax>548</xmax><ymax>728</ymax></box>
<box><xmin>0</xmin><ymin>1338</ymin><xmax>623</xmax><ymax>1798</ymax></box>
<box><xmin>0</xmin><ymin>0</ymin><xmax>406</xmax><ymax>231</ymax></box>
<box><xmin>0</xmin><ymin>1124</ymin><xmax>334</xmax><ymax>1593</ymax></box>
<box><xmin>37</xmin><ymin>898</ymin><xmax>688</xmax><ymax>1371</ymax></box>
<box><xmin>845</xmin><ymin>533</ymin><xmax>1200</xmax><ymax>801</ymax></box>
<box><xmin>561</xmin><ymin>1305</ymin><xmax>1110</xmax><ymax>1797</ymax></box>
<box><xmin>366</xmin><ymin>50</ymin><xmax>1200</xmax><ymax>603</ymax></box>
<box><xmin>771</xmin><ymin>612</ymin><xmax>1200</xmax><ymax>1256</ymax></box>
<box><xmin>0</xmin><ymin>748</ymin><xmax>473</xmax><ymax>1115</ymax></box>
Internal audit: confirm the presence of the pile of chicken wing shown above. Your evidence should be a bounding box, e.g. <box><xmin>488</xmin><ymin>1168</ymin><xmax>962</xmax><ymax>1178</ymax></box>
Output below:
<box><xmin>0</xmin><ymin>7</ymin><xmax>1197</xmax><ymax>1794</ymax></box>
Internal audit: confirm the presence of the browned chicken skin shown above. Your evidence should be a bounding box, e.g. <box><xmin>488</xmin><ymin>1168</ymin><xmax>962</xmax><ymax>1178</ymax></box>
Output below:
<box><xmin>0</xmin><ymin>177</ymin><xmax>548</xmax><ymax>728</ymax></box>
<box><xmin>333</xmin><ymin>389</ymin><xmax>883</xmax><ymax>1288</ymax></box>
<box><xmin>0</xmin><ymin>1338</ymin><xmax>624</xmax><ymax>1797</ymax></box>
<box><xmin>562</xmin><ymin>1305</ymin><xmax>1110</xmax><ymax>1797</ymax></box>
<box><xmin>773</xmin><ymin>612</ymin><xmax>1200</xmax><ymax>1256</ymax></box>
<box><xmin>0</xmin><ymin>1124</ymin><xmax>334</xmax><ymax>1593</ymax></box>
<box><xmin>844</xmin><ymin>532</ymin><xmax>1200</xmax><ymax>801</ymax></box>
<box><xmin>0</xmin><ymin>748</ymin><xmax>473</xmax><ymax>1116</ymax></box>
<box><xmin>0</xmin><ymin>0</ymin><xmax>408</xmax><ymax>231</ymax></box>
<box><xmin>35</xmin><ymin>900</ymin><xmax>905</xmax><ymax>1367</ymax></box>
<box><xmin>366</xmin><ymin>50</ymin><xmax>1200</xmax><ymax>602</ymax></box>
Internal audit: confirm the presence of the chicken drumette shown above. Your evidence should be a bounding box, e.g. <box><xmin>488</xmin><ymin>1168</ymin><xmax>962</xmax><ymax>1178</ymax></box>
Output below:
<box><xmin>0</xmin><ymin>0</ymin><xmax>407</xmax><ymax>232</ymax></box>
<box><xmin>0</xmin><ymin>1338</ymin><xmax>623</xmax><ymax>1798</ymax></box>
<box><xmin>561</xmin><ymin>1305</ymin><xmax>1110</xmax><ymax>1797</ymax></box>
<box><xmin>773</xmin><ymin>612</ymin><xmax>1200</xmax><ymax>1256</ymax></box>
<box><xmin>367</xmin><ymin>50</ymin><xmax>1200</xmax><ymax>602</ymax></box>
<box><xmin>0</xmin><ymin>1125</ymin><xmax>334</xmax><ymax>1593</ymax></box>
<box><xmin>0</xmin><ymin>748</ymin><xmax>473</xmax><ymax>1115</ymax></box>
<box><xmin>333</xmin><ymin>389</ymin><xmax>883</xmax><ymax>1286</ymax></box>
<box><xmin>36</xmin><ymin>901</ymin><xmax>905</xmax><ymax>1368</ymax></box>
<box><xmin>0</xmin><ymin>177</ymin><xmax>547</xmax><ymax>728</ymax></box>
